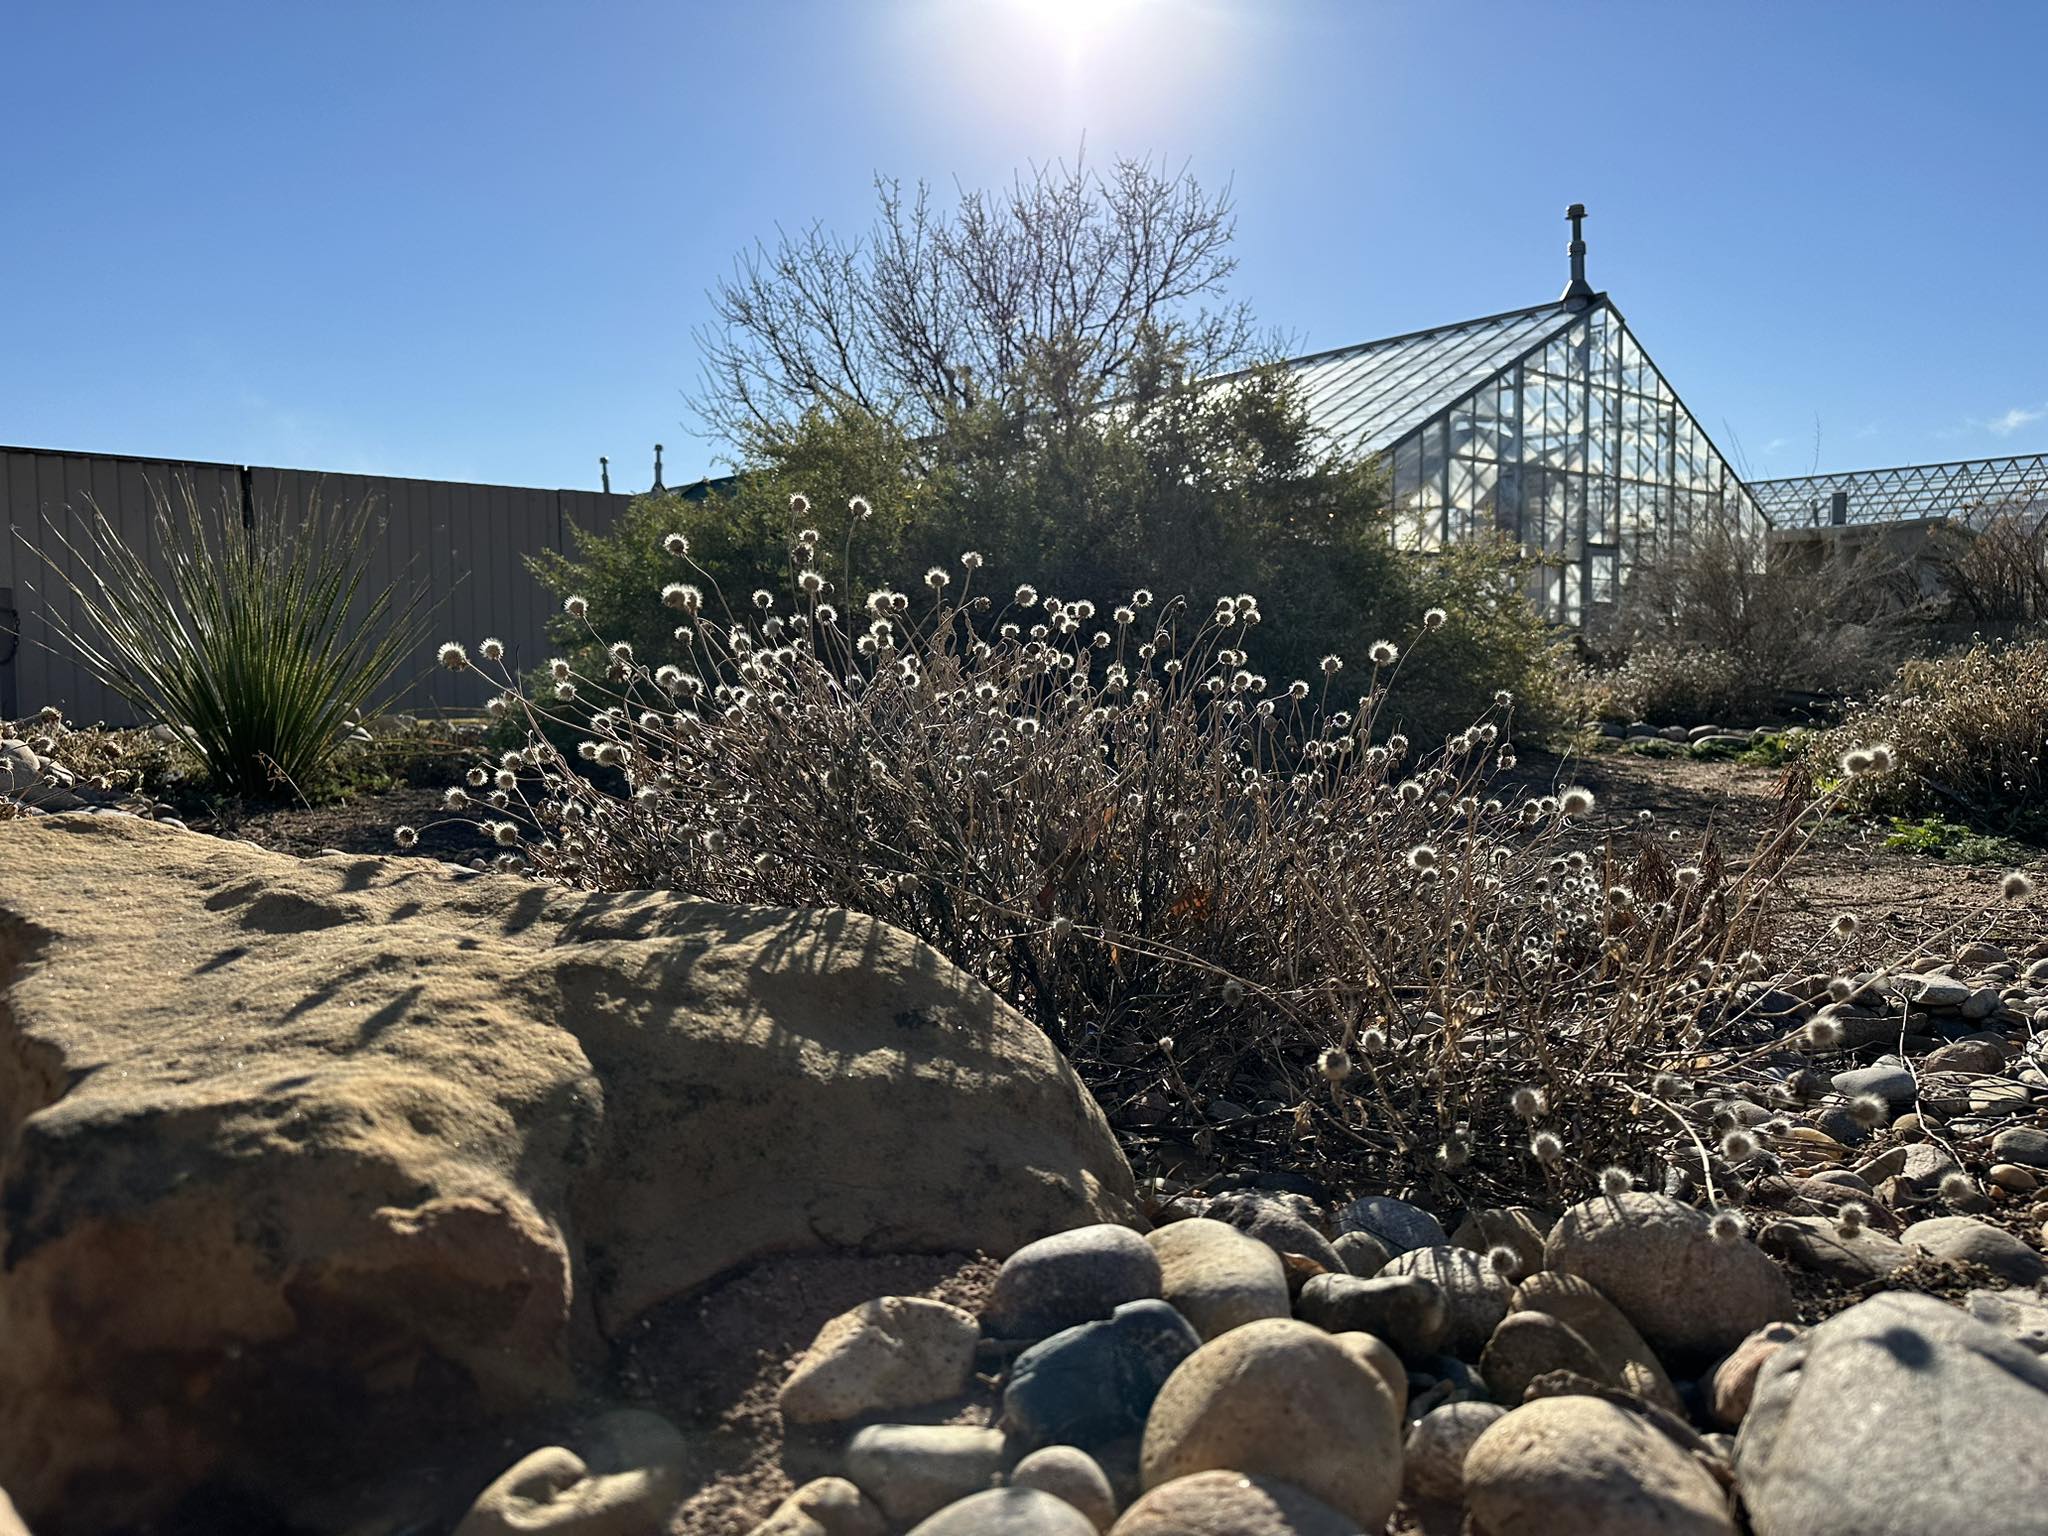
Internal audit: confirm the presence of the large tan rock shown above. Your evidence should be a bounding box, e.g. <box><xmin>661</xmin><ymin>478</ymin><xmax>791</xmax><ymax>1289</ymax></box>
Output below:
<box><xmin>0</xmin><ymin>815</ymin><xmax>1136</xmax><ymax>1532</ymax></box>
<box><xmin>1464</xmin><ymin>1396</ymin><xmax>1736</xmax><ymax>1535</ymax></box>
<box><xmin>1139</xmin><ymin>1318</ymin><xmax>1401</xmax><ymax>1531</ymax></box>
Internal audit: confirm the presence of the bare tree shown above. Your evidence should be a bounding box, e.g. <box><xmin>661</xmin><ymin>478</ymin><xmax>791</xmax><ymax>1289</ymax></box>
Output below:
<box><xmin>692</xmin><ymin>153</ymin><xmax>1255</xmax><ymax>448</ymax></box>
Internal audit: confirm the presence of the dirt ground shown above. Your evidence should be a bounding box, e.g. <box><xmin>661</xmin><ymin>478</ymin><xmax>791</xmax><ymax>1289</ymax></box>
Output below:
<box><xmin>1506</xmin><ymin>745</ymin><xmax>2046</xmax><ymax>959</ymax></box>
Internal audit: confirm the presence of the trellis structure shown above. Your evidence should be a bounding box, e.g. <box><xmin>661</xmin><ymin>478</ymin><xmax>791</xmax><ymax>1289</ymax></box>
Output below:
<box><xmin>1747</xmin><ymin>453</ymin><xmax>2048</xmax><ymax>532</ymax></box>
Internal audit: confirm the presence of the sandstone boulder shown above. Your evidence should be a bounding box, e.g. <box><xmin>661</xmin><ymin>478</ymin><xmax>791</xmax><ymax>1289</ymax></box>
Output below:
<box><xmin>0</xmin><ymin>815</ymin><xmax>1135</xmax><ymax>1531</ymax></box>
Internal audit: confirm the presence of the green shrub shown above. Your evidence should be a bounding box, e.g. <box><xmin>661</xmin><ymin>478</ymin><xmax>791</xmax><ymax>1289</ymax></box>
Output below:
<box><xmin>21</xmin><ymin>483</ymin><xmax>430</xmax><ymax>798</ymax></box>
<box><xmin>1819</xmin><ymin>637</ymin><xmax>2048</xmax><ymax>838</ymax></box>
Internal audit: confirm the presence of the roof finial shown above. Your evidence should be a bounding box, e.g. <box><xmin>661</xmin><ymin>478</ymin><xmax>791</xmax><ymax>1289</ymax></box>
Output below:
<box><xmin>599</xmin><ymin>455</ymin><xmax>610</xmax><ymax>494</ymax></box>
<box><xmin>650</xmin><ymin>444</ymin><xmax>665</xmax><ymax>494</ymax></box>
<box><xmin>1561</xmin><ymin>203</ymin><xmax>1594</xmax><ymax>308</ymax></box>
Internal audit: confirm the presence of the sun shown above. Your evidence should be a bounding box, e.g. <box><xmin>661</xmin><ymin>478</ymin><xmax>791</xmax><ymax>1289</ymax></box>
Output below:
<box><xmin>1014</xmin><ymin>0</ymin><xmax>1138</xmax><ymax>49</ymax></box>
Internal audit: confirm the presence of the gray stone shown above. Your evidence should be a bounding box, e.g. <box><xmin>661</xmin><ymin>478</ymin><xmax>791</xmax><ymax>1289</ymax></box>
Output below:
<box><xmin>1961</xmin><ymin>986</ymin><xmax>2004</xmax><ymax>1020</ymax></box>
<box><xmin>1003</xmin><ymin>1300</ymin><xmax>1201</xmax><ymax>1455</ymax></box>
<box><xmin>1959</xmin><ymin>941</ymin><xmax>2010</xmax><ymax>967</ymax></box>
<box><xmin>1402</xmin><ymin>1401</ymin><xmax>1507</xmax><ymax>1505</ymax></box>
<box><xmin>1465</xmin><ymin>1397</ymin><xmax>1737</xmax><ymax>1536</ymax></box>
<box><xmin>1138</xmin><ymin>1318</ymin><xmax>1402</xmax><ymax>1531</ymax></box>
<box><xmin>1380</xmin><ymin>1244</ymin><xmax>1510</xmax><ymax>1360</ymax></box>
<box><xmin>1964</xmin><ymin>1289</ymin><xmax>2048</xmax><ymax>1354</ymax></box>
<box><xmin>0</xmin><ymin>742</ymin><xmax>41</xmax><ymax>796</ymax></box>
<box><xmin>1010</xmin><ymin>1447</ymin><xmax>1117</xmax><ymax>1533</ymax></box>
<box><xmin>1543</xmin><ymin>1193</ymin><xmax>1797</xmax><ymax>1367</ymax></box>
<box><xmin>844</xmin><ymin>1425</ymin><xmax>1007</xmax><ymax>1527</ymax></box>
<box><xmin>1107</xmin><ymin>1471</ymin><xmax>1357</xmax><ymax>1535</ymax></box>
<box><xmin>1293</xmin><ymin>1271</ymin><xmax>1448</xmax><ymax>1360</ymax></box>
<box><xmin>1993</xmin><ymin>1126</ymin><xmax>2048</xmax><ymax>1168</ymax></box>
<box><xmin>1831</xmin><ymin>1064</ymin><xmax>1916</xmax><ymax>1105</ymax></box>
<box><xmin>985</xmin><ymin>1226</ymin><xmax>1162</xmax><ymax>1340</ymax></box>
<box><xmin>1922</xmin><ymin>1038</ymin><xmax>2006</xmax><ymax>1074</ymax></box>
<box><xmin>1901</xmin><ymin>1216</ymin><xmax>2048</xmax><ymax>1285</ymax></box>
<box><xmin>1895</xmin><ymin>974</ymin><xmax>1972</xmax><ymax>1009</ymax></box>
<box><xmin>1335</xmin><ymin>1194</ymin><xmax>1448</xmax><ymax>1255</ymax></box>
<box><xmin>1201</xmin><ymin>1194</ymin><xmax>1342</xmax><ymax>1273</ymax></box>
<box><xmin>1758</xmin><ymin>1215</ymin><xmax>1911</xmax><ymax>1284</ymax></box>
<box><xmin>779</xmin><ymin>1297</ymin><xmax>980</xmax><ymax>1424</ymax></box>
<box><xmin>1479</xmin><ymin>1311</ymin><xmax>1606</xmax><ymax>1404</ymax></box>
<box><xmin>905</xmin><ymin>1488</ymin><xmax>1099</xmax><ymax>1536</ymax></box>
<box><xmin>1145</xmin><ymin>1219</ymin><xmax>1289</xmax><ymax>1341</ymax></box>
<box><xmin>1737</xmin><ymin>1292</ymin><xmax>2048</xmax><ymax>1536</ymax></box>
<box><xmin>1970</xmin><ymin>1078</ymin><xmax>2039</xmax><ymax>1114</ymax></box>
<box><xmin>1329</xmin><ymin>1229</ymin><xmax>1389</xmax><ymax>1277</ymax></box>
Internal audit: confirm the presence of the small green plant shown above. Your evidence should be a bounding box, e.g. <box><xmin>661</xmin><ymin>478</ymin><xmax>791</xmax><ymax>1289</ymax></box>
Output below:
<box><xmin>1882</xmin><ymin>816</ymin><xmax>2036</xmax><ymax>866</ymax></box>
<box><xmin>21</xmin><ymin>482</ymin><xmax>431</xmax><ymax>798</ymax></box>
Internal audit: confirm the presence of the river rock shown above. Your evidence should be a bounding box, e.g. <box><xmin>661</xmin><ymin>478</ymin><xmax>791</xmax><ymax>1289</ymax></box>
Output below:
<box><xmin>1330</xmin><ymin>1230</ymin><xmax>1390</xmax><ymax>1277</ymax></box>
<box><xmin>1003</xmin><ymin>1300</ymin><xmax>1200</xmax><ymax>1454</ymax></box>
<box><xmin>1331</xmin><ymin>1331</ymin><xmax>1406</xmax><ymax>1418</ymax></box>
<box><xmin>1965</xmin><ymin>1288</ymin><xmax>2048</xmax><ymax>1354</ymax></box>
<box><xmin>747</xmin><ymin>1477</ymin><xmax>888</xmax><ymax>1536</ymax></box>
<box><xmin>1479</xmin><ymin>1311</ymin><xmax>1607</xmax><ymax>1404</ymax></box>
<box><xmin>1896</xmin><ymin>974</ymin><xmax>1972</xmax><ymax>1009</ymax></box>
<box><xmin>986</xmin><ymin>1226</ymin><xmax>1162</xmax><ymax>1340</ymax></box>
<box><xmin>1992</xmin><ymin>1126</ymin><xmax>2048</xmax><ymax>1168</ymax></box>
<box><xmin>454</xmin><ymin>1444</ymin><xmax>682</xmax><ymax>1536</ymax></box>
<box><xmin>1543</xmin><ymin>1192</ymin><xmax>1796</xmax><ymax>1366</ymax></box>
<box><xmin>1831</xmin><ymin>1064</ymin><xmax>1916</xmax><ymax>1105</ymax></box>
<box><xmin>1139</xmin><ymin>1319</ymin><xmax>1401</xmax><ymax>1531</ymax></box>
<box><xmin>1506</xmin><ymin>1271</ymin><xmax>1681</xmax><ymax>1412</ymax></box>
<box><xmin>1010</xmin><ymin>1446</ymin><xmax>1118</xmax><ymax>1533</ymax></box>
<box><xmin>1450</xmin><ymin>1206</ymin><xmax>1549</xmax><ymax>1280</ymax></box>
<box><xmin>1707</xmin><ymin>1321</ymin><xmax>1803</xmax><ymax>1428</ymax></box>
<box><xmin>1757</xmin><ymin>1214</ymin><xmax>1911</xmax><ymax>1283</ymax></box>
<box><xmin>1336</xmin><ymin>1194</ymin><xmax>1448</xmax><ymax>1254</ymax></box>
<box><xmin>1403</xmin><ymin>1401</ymin><xmax>1506</xmax><ymax>1504</ymax></box>
<box><xmin>779</xmin><ymin>1297</ymin><xmax>980</xmax><ymax>1423</ymax></box>
<box><xmin>845</xmin><ymin>1425</ymin><xmax>1008</xmax><ymax>1527</ymax></box>
<box><xmin>0</xmin><ymin>816</ymin><xmax>1136</xmax><ymax>1533</ymax></box>
<box><xmin>1464</xmin><ymin>1397</ymin><xmax>1737</xmax><ymax>1536</ymax></box>
<box><xmin>906</xmin><ymin>1488</ymin><xmax>1099</xmax><ymax>1536</ymax></box>
<box><xmin>1293</xmin><ymin>1271</ymin><xmax>1448</xmax><ymax>1360</ymax></box>
<box><xmin>1380</xmin><ymin>1244</ymin><xmax>1510</xmax><ymax>1359</ymax></box>
<box><xmin>1202</xmin><ymin>1194</ymin><xmax>1343</xmax><ymax>1273</ymax></box>
<box><xmin>1737</xmin><ymin>1292</ymin><xmax>2048</xmax><ymax>1535</ymax></box>
<box><xmin>1107</xmin><ymin>1472</ymin><xmax>1357</xmax><ymax>1535</ymax></box>
<box><xmin>1145</xmin><ymin>1219</ymin><xmax>1289</xmax><ymax>1341</ymax></box>
<box><xmin>1901</xmin><ymin>1216</ymin><xmax>2048</xmax><ymax>1284</ymax></box>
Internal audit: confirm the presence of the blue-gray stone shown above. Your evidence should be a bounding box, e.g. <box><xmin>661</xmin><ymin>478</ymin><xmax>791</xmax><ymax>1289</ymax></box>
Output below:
<box><xmin>1002</xmin><ymin>1298</ymin><xmax>1200</xmax><ymax>1454</ymax></box>
<box><xmin>1336</xmin><ymin>1195</ymin><xmax>1448</xmax><ymax>1255</ymax></box>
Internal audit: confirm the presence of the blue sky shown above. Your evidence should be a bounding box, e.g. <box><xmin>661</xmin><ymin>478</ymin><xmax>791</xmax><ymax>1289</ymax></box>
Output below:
<box><xmin>5</xmin><ymin>1</ymin><xmax>2043</xmax><ymax>490</ymax></box>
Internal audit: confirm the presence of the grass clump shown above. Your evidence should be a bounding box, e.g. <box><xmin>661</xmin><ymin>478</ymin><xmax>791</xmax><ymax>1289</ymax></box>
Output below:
<box><xmin>20</xmin><ymin>483</ymin><xmax>431</xmax><ymax>798</ymax></box>
<box><xmin>426</xmin><ymin>522</ymin><xmax>1902</xmax><ymax>1203</ymax></box>
<box><xmin>1818</xmin><ymin>636</ymin><xmax>2048</xmax><ymax>841</ymax></box>
<box><xmin>1881</xmin><ymin>816</ymin><xmax>2037</xmax><ymax>866</ymax></box>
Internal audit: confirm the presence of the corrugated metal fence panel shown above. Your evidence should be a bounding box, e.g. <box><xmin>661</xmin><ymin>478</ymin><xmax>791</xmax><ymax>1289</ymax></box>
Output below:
<box><xmin>3</xmin><ymin>447</ymin><xmax>634</xmax><ymax>725</ymax></box>
<box><xmin>2</xmin><ymin>449</ymin><xmax>242</xmax><ymax>725</ymax></box>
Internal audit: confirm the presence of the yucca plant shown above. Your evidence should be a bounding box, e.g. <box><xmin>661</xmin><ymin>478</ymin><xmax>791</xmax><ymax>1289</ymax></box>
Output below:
<box><xmin>22</xmin><ymin>480</ymin><xmax>431</xmax><ymax>798</ymax></box>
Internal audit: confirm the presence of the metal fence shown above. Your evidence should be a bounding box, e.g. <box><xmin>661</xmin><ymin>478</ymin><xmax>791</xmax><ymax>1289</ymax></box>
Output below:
<box><xmin>0</xmin><ymin>445</ymin><xmax>634</xmax><ymax>725</ymax></box>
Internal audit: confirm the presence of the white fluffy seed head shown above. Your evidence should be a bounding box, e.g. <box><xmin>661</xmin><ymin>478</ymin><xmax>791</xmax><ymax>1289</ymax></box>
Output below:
<box><xmin>436</xmin><ymin>641</ymin><xmax>468</xmax><ymax>671</ymax></box>
<box><xmin>1708</xmin><ymin>1208</ymin><xmax>1746</xmax><ymax>1245</ymax></box>
<box><xmin>394</xmin><ymin>826</ymin><xmax>419</xmax><ymax>849</ymax></box>
<box><xmin>1511</xmin><ymin>1085</ymin><xmax>1546</xmax><ymax>1120</ymax></box>
<box><xmin>1836</xmin><ymin>1200</ymin><xmax>1869</xmax><ymax>1235</ymax></box>
<box><xmin>1486</xmin><ymin>1245</ymin><xmax>1520</xmax><ymax>1276</ymax></box>
<box><xmin>1806</xmin><ymin>1017</ymin><xmax>1845</xmax><ymax>1050</ymax></box>
<box><xmin>1530</xmin><ymin>1131</ymin><xmax>1564</xmax><ymax>1165</ymax></box>
<box><xmin>1559</xmin><ymin>786</ymin><xmax>1595</xmax><ymax>817</ymax></box>
<box><xmin>1318</xmin><ymin>1047</ymin><xmax>1353</xmax><ymax>1083</ymax></box>
<box><xmin>1940</xmin><ymin>1171</ymin><xmax>1978</xmax><ymax>1205</ymax></box>
<box><xmin>1848</xmin><ymin>1093</ymin><xmax>1888</xmax><ymax>1127</ymax></box>
<box><xmin>2004</xmin><ymin>871</ymin><xmax>2036</xmax><ymax>901</ymax></box>
<box><xmin>1600</xmin><ymin>1165</ymin><xmax>1633</xmax><ymax>1197</ymax></box>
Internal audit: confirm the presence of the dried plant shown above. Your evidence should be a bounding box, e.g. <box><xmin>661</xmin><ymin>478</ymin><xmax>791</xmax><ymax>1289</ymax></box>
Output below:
<box><xmin>421</xmin><ymin>511</ymin><xmax>1922</xmax><ymax>1204</ymax></box>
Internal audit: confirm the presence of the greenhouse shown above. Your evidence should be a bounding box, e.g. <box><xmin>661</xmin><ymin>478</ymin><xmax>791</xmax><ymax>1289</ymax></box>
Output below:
<box><xmin>1282</xmin><ymin>207</ymin><xmax>1767</xmax><ymax>624</ymax></box>
<box><xmin>1748</xmin><ymin>452</ymin><xmax>2048</xmax><ymax>531</ymax></box>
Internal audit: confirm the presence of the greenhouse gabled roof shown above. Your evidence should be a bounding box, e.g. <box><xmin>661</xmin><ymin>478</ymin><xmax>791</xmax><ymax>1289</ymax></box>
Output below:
<box><xmin>1282</xmin><ymin>298</ymin><xmax>1591</xmax><ymax>458</ymax></box>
